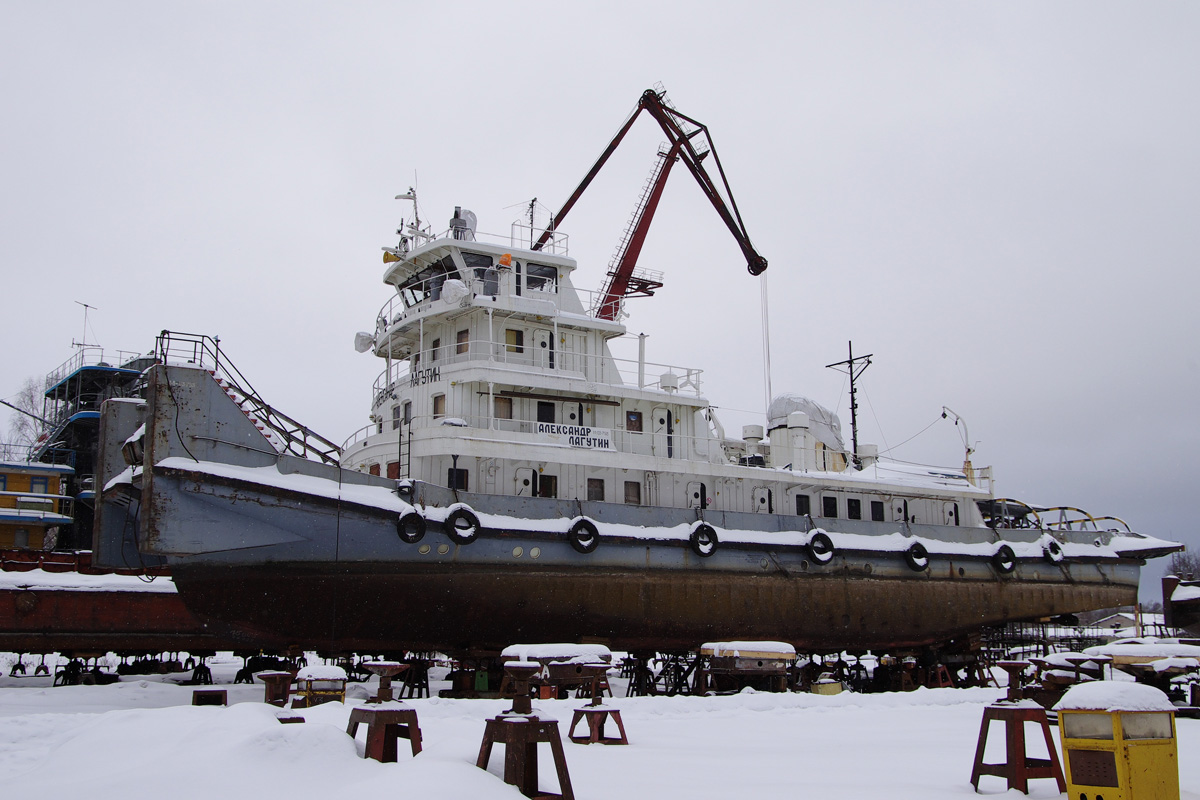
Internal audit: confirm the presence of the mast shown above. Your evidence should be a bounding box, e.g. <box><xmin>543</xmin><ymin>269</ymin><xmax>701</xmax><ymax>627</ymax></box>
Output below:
<box><xmin>825</xmin><ymin>341</ymin><xmax>872</xmax><ymax>469</ymax></box>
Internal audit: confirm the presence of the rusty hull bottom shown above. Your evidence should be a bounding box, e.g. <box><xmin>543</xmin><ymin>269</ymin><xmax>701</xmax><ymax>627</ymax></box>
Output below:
<box><xmin>0</xmin><ymin>588</ymin><xmax>240</xmax><ymax>654</ymax></box>
<box><xmin>171</xmin><ymin>563</ymin><xmax>1136</xmax><ymax>654</ymax></box>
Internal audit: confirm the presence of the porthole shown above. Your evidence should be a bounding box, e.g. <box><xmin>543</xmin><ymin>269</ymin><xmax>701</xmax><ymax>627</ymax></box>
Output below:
<box><xmin>418</xmin><ymin>544</ymin><xmax>431</xmax><ymax>555</ymax></box>
<box><xmin>437</xmin><ymin>543</ymin><xmax>450</xmax><ymax>555</ymax></box>
<box><xmin>530</xmin><ymin>547</ymin><xmax>541</xmax><ymax>559</ymax></box>
<box><xmin>513</xmin><ymin>547</ymin><xmax>524</xmax><ymax>558</ymax></box>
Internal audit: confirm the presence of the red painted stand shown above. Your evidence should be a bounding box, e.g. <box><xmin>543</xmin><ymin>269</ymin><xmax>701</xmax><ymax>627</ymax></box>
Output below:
<box><xmin>567</xmin><ymin>705</ymin><xmax>628</xmax><ymax>745</ymax></box>
<box><xmin>346</xmin><ymin>705</ymin><xmax>423</xmax><ymax>762</ymax></box>
<box><xmin>969</xmin><ymin>704</ymin><xmax>1065</xmax><ymax>794</ymax></box>
<box><xmin>258</xmin><ymin>671</ymin><xmax>294</xmax><ymax>707</ymax></box>
<box><xmin>477</xmin><ymin>716</ymin><xmax>574</xmax><ymax>799</ymax></box>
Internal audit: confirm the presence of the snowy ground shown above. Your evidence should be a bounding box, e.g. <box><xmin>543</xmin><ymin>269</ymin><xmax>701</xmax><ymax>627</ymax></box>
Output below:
<box><xmin>0</xmin><ymin>657</ymin><xmax>1196</xmax><ymax>799</ymax></box>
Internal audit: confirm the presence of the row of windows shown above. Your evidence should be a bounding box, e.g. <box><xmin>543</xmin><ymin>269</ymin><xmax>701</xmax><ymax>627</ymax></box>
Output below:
<box><xmin>796</xmin><ymin>493</ymin><xmax>886</xmax><ymax>521</ymax></box>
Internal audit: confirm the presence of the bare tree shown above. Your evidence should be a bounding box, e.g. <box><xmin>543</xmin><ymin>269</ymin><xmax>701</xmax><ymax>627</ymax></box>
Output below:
<box><xmin>1167</xmin><ymin>550</ymin><xmax>1200</xmax><ymax>579</ymax></box>
<box><xmin>2</xmin><ymin>376</ymin><xmax>45</xmax><ymax>459</ymax></box>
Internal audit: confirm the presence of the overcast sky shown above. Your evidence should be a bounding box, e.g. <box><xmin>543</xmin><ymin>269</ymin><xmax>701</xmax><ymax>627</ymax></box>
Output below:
<box><xmin>3</xmin><ymin>2</ymin><xmax>1197</xmax><ymax>599</ymax></box>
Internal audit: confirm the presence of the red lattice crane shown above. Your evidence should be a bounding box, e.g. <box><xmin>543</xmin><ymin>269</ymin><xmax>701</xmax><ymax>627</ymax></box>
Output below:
<box><xmin>533</xmin><ymin>88</ymin><xmax>768</xmax><ymax>320</ymax></box>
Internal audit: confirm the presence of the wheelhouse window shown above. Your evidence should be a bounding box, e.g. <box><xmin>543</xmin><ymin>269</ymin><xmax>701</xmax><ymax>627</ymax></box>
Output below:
<box><xmin>796</xmin><ymin>494</ymin><xmax>810</xmax><ymax>515</ymax></box>
<box><xmin>822</xmin><ymin>496</ymin><xmax>838</xmax><ymax>518</ymax></box>
<box><xmin>494</xmin><ymin>396</ymin><xmax>513</xmax><ymax>420</ymax></box>
<box><xmin>624</xmin><ymin>481</ymin><xmax>641</xmax><ymax>505</ymax></box>
<box><xmin>587</xmin><ymin>478</ymin><xmax>605</xmax><ymax>502</ymax></box>
<box><xmin>505</xmin><ymin>329</ymin><xmax>524</xmax><ymax>353</ymax></box>
<box><xmin>398</xmin><ymin>255</ymin><xmax>456</xmax><ymax>307</ymax></box>
<box><xmin>847</xmin><ymin>498</ymin><xmax>862</xmax><ymax>520</ymax></box>
<box><xmin>430</xmin><ymin>338</ymin><xmax>440</xmax><ymax>361</ymax></box>
<box><xmin>456</xmin><ymin>329</ymin><xmax>469</xmax><ymax>355</ymax></box>
<box><xmin>526</xmin><ymin>263</ymin><xmax>557</xmax><ymax>293</ymax></box>
<box><xmin>626</xmin><ymin>410</ymin><xmax>643</xmax><ymax>432</ymax></box>
<box><xmin>871</xmin><ymin>500</ymin><xmax>885</xmax><ymax>522</ymax></box>
<box><xmin>432</xmin><ymin>394</ymin><xmax>445</xmax><ymax>418</ymax></box>
<box><xmin>30</xmin><ymin>476</ymin><xmax>49</xmax><ymax>495</ymax></box>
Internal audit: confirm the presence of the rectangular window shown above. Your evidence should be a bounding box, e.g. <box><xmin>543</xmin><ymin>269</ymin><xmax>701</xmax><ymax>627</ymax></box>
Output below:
<box><xmin>537</xmin><ymin>401</ymin><xmax>555</xmax><ymax>423</ymax></box>
<box><xmin>403</xmin><ymin>401</ymin><xmax>412</xmax><ymax>423</ymax></box>
<box><xmin>847</xmin><ymin>498</ymin><xmax>862</xmax><ymax>520</ymax></box>
<box><xmin>587</xmin><ymin>478</ymin><xmax>605</xmax><ymax>502</ymax></box>
<box><xmin>432</xmin><ymin>394</ymin><xmax>445</xmax><ymax>418</ymax></box>
<box><xmin>822</xmin><ymin>496</ymin><xmax>838</xmax><ymax>518</ymax></box>
<box><xmin>447</xmin><ymin>468</ymin><xmax>468</xmax><ymax>491</ymax></box>
<box><xmin>0</xmin><ymin>475</ymin><xmax>6</xmax><ymax>492</ymax></box>
<box><xmin>526</xmin><ymin>263</ymin><xmax>557</xmax><ymax>292</ymax></box>
<box><xmin>796</xmin><ymin>494</ymin><xmax>810</xmax><ymax>516</ymax></box>
<box><xmin>386</xmin><ymin>462</ymin><xmax>400</xmax><ymax>480</ymax></box>
<box><xmin>537</xmin><ymin>474</ymin><xmax>558</xmax><ymax>498</ymax></box>
<box><xmin>626</xmin><ymin>410</ymin><xmax>643</xmax><ymax>432</ymax></box>
<box><xmin>430</xmin><ymin>338</ymin><xmax>441</xmax><ymax>361</ymax></box>
<box><xmin>392</xmin><ymin>405</ymin><xmax>401</xmax><ymax>431</ymax></box>
<box><xmin>456</xmin><ymin>329</ymin><xmax>469</xmax><ymax>355</ymax></box>
<box><xmin>494</xmin><ymin>396</ymin><xmax>513</xmax><ymax>420</ymax></box>
<box><xmin>505</xmin><ymin>329</ymin><xmax>524</xmax><ymax>353</ymax></box>
<box><xmin>368</xmin><ymin>463</ymin><xmax>380</xmax><ymax>477</ymax></box>
<box><xmin>624</xmin><ymin>480</ymin><xmax>641</xmax><ymax>505</ymax></box>
<box><xmin>871</xmin><ymin>500</ymin><xmax>885</xmax><ymax>522</ymax></box>
<box><xmin>30</xmin><ymin>476</ymin><xmax>49</xmax><ymax>495</ymax></box>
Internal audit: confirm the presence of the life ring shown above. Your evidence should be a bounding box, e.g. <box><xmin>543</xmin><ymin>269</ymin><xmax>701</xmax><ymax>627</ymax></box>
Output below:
<box><xmin>568</xmin><ymin>518</ymin><xmax>600</xmax><ymax>554</ymax></box>
<box><xmin>444</xmin><ymin>508</ymin><xmax>481</xmax><ymax>544</ymax></box>
<box><xmin>690</xmin><ymin>523</ymin><xmax>718</xmax><ymax>557</ymax></box>
<box><xmin>807</xmin><ymin>532</ymin><xmax>835</xmax><ymax>564</ymax></box>
<box><xmin>1043</xmin><ymin>538</ymin><xmax>1064</xmax><ymax>563</ymax></box>
<box><xmin>396</xmin><ymin>512</ymin><xmax>426</xmax><ymax>544</ymax></box>
<box><xmin>904</xmin><ymin>542</ymin><xmax>929</xmax><ymax>572</ymax></box>
<box><xmin>992</xmin><ymin>545</ymin><xmax>1016</xmax><ymax>574</ymax></box>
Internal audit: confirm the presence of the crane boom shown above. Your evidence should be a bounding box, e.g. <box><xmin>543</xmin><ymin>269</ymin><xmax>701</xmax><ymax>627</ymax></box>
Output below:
<box><xmin>534</xmin><ymin>88</ymin><xmax>767</xmax><ymax>319</ymax></box>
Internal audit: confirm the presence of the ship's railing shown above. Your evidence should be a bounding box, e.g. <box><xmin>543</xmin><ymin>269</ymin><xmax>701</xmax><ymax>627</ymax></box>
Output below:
<box><xmin>154</xmin><ymin>331</ymin><xmax>344</xmax><ymax>466</ymax></box>
<box><xmin>0</xmin><ymin>443</ymin><xmax>74</xmax><ymax>468</ymax></box>
<box><xmin>367</xmin><ymin>335</ymin><xmax>704</xmax><ymax>411</ymax></box>
<box><xmin>406</xmin><ymin>224</ymin><xmax>568</xmax><ymax>255</ymax></box>
<box><xmin>43</xmin><ymin>346</ymin><xmax>147</xmax><ymax>392</ymax></box>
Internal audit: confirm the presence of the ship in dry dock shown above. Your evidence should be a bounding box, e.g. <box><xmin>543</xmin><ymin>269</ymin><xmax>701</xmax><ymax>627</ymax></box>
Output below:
<box><xmin>95</xmin><ymin>88</ymin><xmax>1179</xmax><ymax>656</ymax></box>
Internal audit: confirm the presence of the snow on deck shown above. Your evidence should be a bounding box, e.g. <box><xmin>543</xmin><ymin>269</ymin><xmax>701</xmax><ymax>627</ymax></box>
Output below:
<box><xmin>702</xmin><ymin>641</ymin><xmax>796</xmax><ymax>658</ymax></box>
<box><xmin>153</xmin><ymin>456</ymin><xmax>1172</xmax><ymax>560</ymax></box>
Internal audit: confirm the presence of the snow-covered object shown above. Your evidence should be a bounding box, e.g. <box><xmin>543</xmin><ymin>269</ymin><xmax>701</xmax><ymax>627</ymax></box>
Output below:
<box><xmin>1151</xmin><ymin>657</ymin><xmax>1200</xmax><ymax>674</ymax></box>
<box><xmin>1172</xmin><ymin>583</ymin><xmax>1200</xmax><ymax>602</ymax></box>
<box><xmin>500</xmin><ymin>643</ymin><xmax>612</xmax><ymax>663</ymax></box>
<box><xmin>1054</xmin><ymin>681</ymin><xmax>1176</xmax><ymax>712</ymax></box>
<box><xmin>296</xmin><ymin>665</ymin><xmax>347</xmax><ymax>681</ymax></box>
<box><xmin>702</xmin><ymin>641</ymin><xmax>796</xmax><ymax>658</ymax></box>
<box><xmin>1084</xmin><ymin>638</ymin><xmax>1200</xmax><ymax>663</ymax></box>
<box><xmin>0</xmin><ymin>569</ymin><xmax>177</xmax><ymax>594</ymax></box>
<box><xmin>767</xmin><ymin>394</ymin><xmax>844</xmax><ymax>451</ymax></box>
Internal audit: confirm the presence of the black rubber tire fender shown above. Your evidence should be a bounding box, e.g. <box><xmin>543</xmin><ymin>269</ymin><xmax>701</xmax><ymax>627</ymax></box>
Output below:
<box><xmin>904</xmin><ymin>542</ymin><xmax>929</xmax><ymax>572</ymax></box>
<box><xmin>1043</xmin><ymin>539</ymin><xmax>1064</xmax><ymax>563</ymax></box>
<box><xmin>993</xmin><ymin>544</ymin><xmax>1017</xmax><ymax>574</ymax></box>
<box><xmin>396</xmin><ymin>512</ymin><xmax>426</xmax><ymax>544</ymax></box>
<box><xmin>568</xmin><ymin>518</ymin><xmax>600</xmax><ymax>554</ymax></box>
<box><xmin>807</xmin><ymin>532</ymin><xmax>835</xmax><ymax>564</ymax></box>
<box><xmin>690</xmin><ymin>523</ymin><xmax>718</xmax><ymax>557</ymax></box>
<box><xmin>444</xmin><ymin>508</ymin><xmax>481</xmax><ymax>545</ymax></box>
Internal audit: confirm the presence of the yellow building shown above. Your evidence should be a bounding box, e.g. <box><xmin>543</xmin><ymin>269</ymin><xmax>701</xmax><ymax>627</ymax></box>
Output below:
<box><xmin>0</xmin><ymin>461</ymin><xmax>74</xmax><ymax>549</ymax></box>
